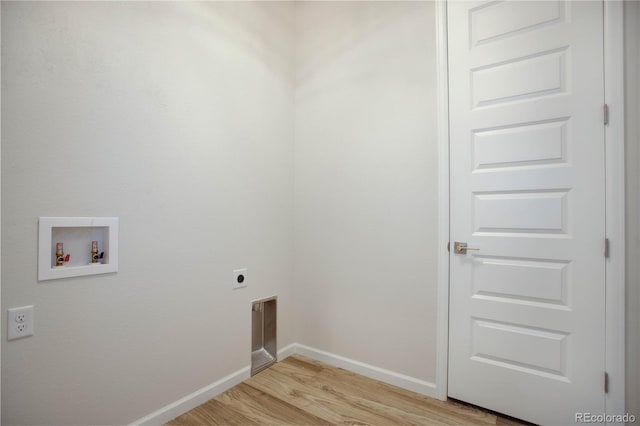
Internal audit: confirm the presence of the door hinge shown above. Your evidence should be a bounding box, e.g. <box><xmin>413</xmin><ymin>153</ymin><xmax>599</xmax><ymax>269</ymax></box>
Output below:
<box><xmin>447</xmin><ymin>242</ymin><xmax>450</xmax><ymax>252</ymax></box>
<box><xmin>604</xmin><ymin>104</ymin><xmax>609</xmax><ymax>126</ymax></box>
<box><xmin>605</xmin><ymin>238</ymin><xmax>610</xmax><ymax>258</ymax></box>
<box><xmin>605</xmin><ymin>372</ymin><xmax>609</xmax><ymax>393</ymax></box>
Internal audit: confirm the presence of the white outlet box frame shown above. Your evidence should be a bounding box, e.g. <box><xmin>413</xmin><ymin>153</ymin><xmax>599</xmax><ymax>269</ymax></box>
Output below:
<box><xmin>233</xmin><ymin>268</ymin><xmax>248</xmax><ymax>289</ymax></box>
<box><xmin>38</xmin><ymin>217</ymin><xmax>119</xmax><ymax>281</ymax></box>
<box><xmin>8</xmin><ymin>305</ymin><xmax>34</xmax><ymax>340</ymax></box>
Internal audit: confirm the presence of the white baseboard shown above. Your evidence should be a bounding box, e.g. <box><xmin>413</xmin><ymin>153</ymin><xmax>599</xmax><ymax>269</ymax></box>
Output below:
<box><xmin>277</xmin><ymin>342</ymin><xmax>297</xmax><ymax>360</ymax></box>
<box><xmin>295</xmin><ymin>344</ymin><xmax>438</xmax><ymax>399</ymax></box>
<box><xmin>130</xmin><ymin>343</ymin><xmax>439</xmax><ymax>424</ymax></box>
<box><xmin>129</xmin><ymin>366</ymin><xmax>250</xmax><ymax>426</ymax></box>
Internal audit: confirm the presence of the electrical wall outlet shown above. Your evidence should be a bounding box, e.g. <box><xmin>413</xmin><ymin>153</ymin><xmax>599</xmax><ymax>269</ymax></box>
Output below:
<box><xmin>233</xmin><ymin>268</ymin><xmax>248</xmax><ymax>289</ymax></box>
<box><xmin>8</xmin><ymin>305</ymin><xmax>34</xmax><ymax>341</ymax></box>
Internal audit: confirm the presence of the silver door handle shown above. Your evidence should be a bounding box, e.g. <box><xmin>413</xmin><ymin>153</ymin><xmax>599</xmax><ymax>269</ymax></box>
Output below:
<box><xmin>454</xmin><ymin>241</ymin><xmax>480</xmax><ymax>254</ymax></box>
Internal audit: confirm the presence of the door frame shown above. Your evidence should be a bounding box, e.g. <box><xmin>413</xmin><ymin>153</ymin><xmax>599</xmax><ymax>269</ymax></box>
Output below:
<box><xmin>433</xmin><ymin>0</ymin><xmax>626</xmax><ymax>417</ymax></box>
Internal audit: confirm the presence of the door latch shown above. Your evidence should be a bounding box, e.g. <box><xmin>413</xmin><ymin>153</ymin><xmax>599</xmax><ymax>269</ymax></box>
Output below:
<box><xmin>453</xmin><ymin>241</ymin><xmax>480</xmax><ymax>255</ymax></box>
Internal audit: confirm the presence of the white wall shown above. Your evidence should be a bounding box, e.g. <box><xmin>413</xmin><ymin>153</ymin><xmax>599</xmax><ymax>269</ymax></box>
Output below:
<box><xmin>293</xmin><ymin>1</ymin><xmax>438</xmax><ymax>383</ymax></box>
<box><xmin>2</xmin><ymin>2</ymin><xmax>441</xmax><ymax>423</ymax></box>
<box><xmin>625</xmin><ymin>0</ymin><xmax>640</xmax><ymax>417</ymax></box>
<box><xmin>6</xmin><ymin>1</ymin><xmax>631</xmax><ymax>423</ymax></box>
<box><xmin>1</xmin><ymin>2</ymin><xmax>295</xmax><ymax>424</ymax></box>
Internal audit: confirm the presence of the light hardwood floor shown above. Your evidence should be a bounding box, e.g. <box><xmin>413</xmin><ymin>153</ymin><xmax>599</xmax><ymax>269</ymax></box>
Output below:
<box><xmin>167</xmin><ymin>355</ymin><xmax>528</xmax><ymax>425</ymax></box>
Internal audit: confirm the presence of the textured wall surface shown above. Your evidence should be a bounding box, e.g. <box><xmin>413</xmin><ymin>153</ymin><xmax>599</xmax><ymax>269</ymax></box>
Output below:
<box><xmin>2</xmin><ymin>2</ymin><xmax>295</xmax><ymax>424</ymax></box>
<box><xmin>293</xmin><ymin>1</ymin><xmax>439</xmax><ymax>382</ymax></box>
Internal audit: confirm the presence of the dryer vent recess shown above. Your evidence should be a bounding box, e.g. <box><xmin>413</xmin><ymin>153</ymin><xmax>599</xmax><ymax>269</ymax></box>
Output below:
<box><xmin>251</xmin><ymin>296</ymin><xmax>277</xmax><ymax>376</ymax></box>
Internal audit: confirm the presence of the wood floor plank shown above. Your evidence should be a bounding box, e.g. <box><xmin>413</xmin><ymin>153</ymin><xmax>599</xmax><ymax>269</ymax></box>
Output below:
<box><xmin>247</xmin><ymin>366</ymin><xmax>405</xmax><ymax>425</ymax></box>
<box><xmin>167</xmin><ymin>398</ymin><xmax>258</xmax><ymax>426</ymax></box>
<box><xmin>216</xmin><ymin>383</ymin><xmax>330</xmax><ymax>425</ymax></box>
<box><xmin>167</xmin><ymin>355</ymin><xmax>528</xmax><ymax>426</ymax></box>
<box><xmin>281</xmin><ymin>355</ymin><xmax>325</xmax><ymax>374</ymax></box>
<box><xmin>285</xmin><ymin>356</ymin><xmax>494</xmax><ymax>426</ymax></box>
<box><xmin>245</xmin><ymin>368</ymin><xmax>344</xmax><ymax>424</ymax></box>
<box><xmin>277</xmin><ymin>358</ymin><xmax>452</xmax><ymax>425</ymax></box>
<box><xmin>284</xmin><ymin>356</ymin><xmax>494</xmax><ymax>424</ymax></box>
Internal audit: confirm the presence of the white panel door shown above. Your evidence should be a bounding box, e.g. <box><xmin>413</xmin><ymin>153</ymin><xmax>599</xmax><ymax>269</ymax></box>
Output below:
<box><xmin>447</xmin><ymin>1</ymin><xmax>605</xmax><ymax>424</ymax></box>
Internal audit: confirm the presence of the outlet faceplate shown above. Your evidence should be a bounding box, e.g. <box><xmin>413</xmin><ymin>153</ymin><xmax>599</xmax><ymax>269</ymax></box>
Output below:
<box><xmin>233</xmin><ymin>268</ymin><xmax>248</xmax><ymax>289</ymax></box>
<box><xmin>8</xmin><ymin>306</ymin><xmax>34</xmax><ymax>340</ymax></box>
